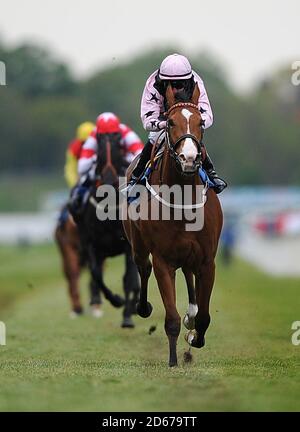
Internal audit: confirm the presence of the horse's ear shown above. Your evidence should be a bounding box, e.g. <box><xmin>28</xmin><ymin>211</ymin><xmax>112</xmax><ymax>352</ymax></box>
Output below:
<box><xmin>166</xmin><ymin>83</ymin><xmax>175</xmax><ymax>107</ymax></box>
<box><xmin>191</xmin><ymin>83</ymin><xmax>200</xmax><ymax>105</ymax></box>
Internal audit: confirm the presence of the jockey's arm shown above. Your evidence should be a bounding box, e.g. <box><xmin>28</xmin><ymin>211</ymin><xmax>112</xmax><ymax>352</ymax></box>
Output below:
<box><xmin>64</xmin><ymin>138</ymin><xmax>84</xmax><ymax>188</ymax></box>
<box><xmin>141</xmin><ymin>71</ymin><xmax>165</xmax><ymax>132</ymax></box>
<box><xmin>192</xmin><ymin>71</ymin><xmax>214</xmax><ymax>129</ymax></box>
<box><xmin>77</xmin><ymin>135</ymin><xmax>97</xmax><ymax>179</ymax></box>
<box><xmin>64</xmin><ymin>150</ymin><xmax>79</xmax><ymax>188</ymax></box>
<box><xmin>120</xmin><ymin>124</ymin><xmax>144</xmax><ymax>163</ymax></box>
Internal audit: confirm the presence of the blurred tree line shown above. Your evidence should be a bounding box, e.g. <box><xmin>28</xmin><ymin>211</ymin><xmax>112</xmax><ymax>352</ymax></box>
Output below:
<box><xmin>0</xmin><ymin>41</ymin><xmax>299</xmax><ymax>185</ymax></box>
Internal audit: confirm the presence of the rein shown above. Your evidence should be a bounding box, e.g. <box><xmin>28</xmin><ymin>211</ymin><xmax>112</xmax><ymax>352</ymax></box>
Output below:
<box><xmin>145</xmin><ymin>177</ymin><xmax>207</xmax><ymax>209</ymax></box>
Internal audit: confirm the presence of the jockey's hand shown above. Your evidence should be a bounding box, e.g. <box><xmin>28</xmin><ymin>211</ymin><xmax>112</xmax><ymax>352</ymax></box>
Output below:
<box><xmin>158</xmin><ymin>120</ymin><xmax>167</xmax><ymax>130</ymax></box>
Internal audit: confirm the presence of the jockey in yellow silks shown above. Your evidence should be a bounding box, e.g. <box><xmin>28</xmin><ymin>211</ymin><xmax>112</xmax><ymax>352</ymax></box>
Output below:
<box><xmin>64</xmin><ymin>122</ymin><xmax>95</xmax><ymax>188</ymax></box>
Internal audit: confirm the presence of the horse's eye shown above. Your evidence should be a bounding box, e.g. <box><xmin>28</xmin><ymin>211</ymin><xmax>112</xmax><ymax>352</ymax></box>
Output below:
<box><xmin>169</xmin><ymin>119</ymin><xmax>175</xmax><ymax>127</ymax></box>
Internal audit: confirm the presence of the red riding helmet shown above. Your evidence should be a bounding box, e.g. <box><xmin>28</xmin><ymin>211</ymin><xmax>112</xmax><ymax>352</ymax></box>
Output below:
<box><xmin>96</xmin><ymin>112</ymin><xmax>121</xmax><ymax>134</ymax></box>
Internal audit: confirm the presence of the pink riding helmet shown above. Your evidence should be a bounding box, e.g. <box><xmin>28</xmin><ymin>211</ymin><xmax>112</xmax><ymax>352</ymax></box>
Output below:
<box><xmin>158</xmin><ymin>53</ymin><xmax>193</xmax><ymax>80</ymax></box>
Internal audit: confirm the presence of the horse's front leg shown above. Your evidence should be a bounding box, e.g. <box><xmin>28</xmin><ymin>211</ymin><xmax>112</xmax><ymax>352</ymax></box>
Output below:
<box><xmin>56</xmin><ymin>229</ymin><xmax>83</xmax><ymax>316</ymax></box>
<box><xmin>153</xmin><ymin>255</ymin><xmax>180</xmax><ymax>367</ymax></box>
<box><xmin>135</xmin><ymin>255</ymin><xmax>152</xmax><ymax>318</ymax></box>
<box><xmin>87</xmin><ymin>246</ymin><xmax>124</xmax><ymax>308</ymax></box>
<box><xmin>122</xmin><ymin>246</ymin><xmax>141</xmax><ymax>328</ymax></box>
<box><xmin>182</xmin><ymin>267</ymin><xmax>197</xmax><ymax>330</ymax></box>
<box><xmin>89</xmin><ymin>271</ymin><xmax>103</xmax><ymax>318</ymax></box>
<box><xmin>186</xmin><ymin>261</ymin><xmax>215</xmax><ymax>349</ymax></box>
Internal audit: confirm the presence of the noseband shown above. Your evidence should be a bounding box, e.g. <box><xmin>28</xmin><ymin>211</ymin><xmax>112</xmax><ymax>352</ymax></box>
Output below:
<box><xmin>165</xmin><ymin>102</ymin><xmax>203</xmax><ymax>171</ymax></box>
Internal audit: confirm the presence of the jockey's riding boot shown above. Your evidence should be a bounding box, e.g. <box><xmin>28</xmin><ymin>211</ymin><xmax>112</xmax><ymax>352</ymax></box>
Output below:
<box><xmin>122</xmin><ymin>139</ymin><xmax>153</xmax><ymax>197</ymax></box>
<box><xmin>57</xmin><ymin>205</ymin><xmax>69</xmax><ymax>228</ymax></box>
<box><xmin>68</xmin><ymin>177</ymin><xmax>91</xmax><ymax>218</ymax></box>
<box><xmin>132</xmin><ymin>139</ymin><xmax>153</xmax><ymax>179</ymax></box>
<box><xmin>202</xmin><ymin>152</ymin><xmax>227</xmax><ymax>194</ymax></box>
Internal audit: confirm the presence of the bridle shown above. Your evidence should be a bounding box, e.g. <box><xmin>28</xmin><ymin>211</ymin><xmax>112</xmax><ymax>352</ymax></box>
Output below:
<box><xmin>144</xmin><ymin>102</ymin><xmax>207</xmax><ymax>209</ymax></box>
<box><xmin>164</xmin><ymin>102</ymin><xmax>204</xmax><ymax>173</ymax></box>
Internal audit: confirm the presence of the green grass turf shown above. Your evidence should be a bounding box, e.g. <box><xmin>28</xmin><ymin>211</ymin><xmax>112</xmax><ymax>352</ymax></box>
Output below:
<box><xmin>0</xmin><ymin>243</ymin><xmax>299</xmax><ymax>411</ymax></box>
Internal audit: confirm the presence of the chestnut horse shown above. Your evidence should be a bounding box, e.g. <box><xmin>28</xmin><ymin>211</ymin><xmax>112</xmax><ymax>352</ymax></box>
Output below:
<box><xmin>123</xmin><ymin>84</ymin><xmax>223</xmax><ymax>366</ymax></box>
<box><xmin>55</xmin><ymin>211</ymin><xmax>103</xmax><ymax>318</ymax></box>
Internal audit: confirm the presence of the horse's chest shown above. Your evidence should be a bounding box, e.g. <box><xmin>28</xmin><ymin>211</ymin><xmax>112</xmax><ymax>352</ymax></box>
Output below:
<box><xmin>153</xmin><ymin>234</ymin><xmax>202</xmax><ymax>268</ymax></box>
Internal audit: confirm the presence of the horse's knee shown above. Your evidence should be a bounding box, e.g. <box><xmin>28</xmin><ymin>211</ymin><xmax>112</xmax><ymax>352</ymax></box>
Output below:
<box><xmin>165</xmin><ymin>316</ymin><xmax>181</xmax><ymax>337</ymax></box>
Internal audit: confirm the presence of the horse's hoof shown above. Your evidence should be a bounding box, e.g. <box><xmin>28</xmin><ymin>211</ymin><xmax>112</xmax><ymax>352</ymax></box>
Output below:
<box><xmin>121</xmin><ymin>317</ymin><xmax>135</xmax><ymax>328</ymax></box>
<box><xmin>136</xmin><ymin>301</ymin><xmax>153</xmax><ymax>318</ymax></box>
<box><xmin>69</xmin><ymin>307</ymin><xmax>83</xmax><ymax>319</ymax></box>
<box><xmin>183</xmin><ymin>314</ymin><xmax>195</xmax><ymax>330</ymax></box>
<box><xmin>110</xmin><ymin>294</ymin><xmax>125</xmax><ymax>308</ymax></box>
<box><xmin>169</xmin><ymin>361</ymin><xmax>178</xmax><ymax>367</ymax></box>
<box><xmin>192</xmin><ymin>337</ymin><xmax>205</xmax><ymax>349</ymax></box>
<box><xmin>185</xmin><ymin>330</ymin><xmax>205</xmax><ymax>348</ymax></box>
<box><xmin>185</xmin><ymin>330</ymin><xmax>197</xmax><ymax>346</ymax></box>
<box><xmin>90</xmin><ymin>305</ymin><xmax>104</xmax><ymax>318</ymax></box>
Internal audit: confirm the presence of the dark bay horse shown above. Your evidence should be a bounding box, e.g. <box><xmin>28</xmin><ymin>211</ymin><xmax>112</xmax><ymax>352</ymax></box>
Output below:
<box><xmin>76</xmin><ymin>132</ymin><xmax>140</xmax><ymax>328</ymax></box>
<box><xmin>123</xmin><ymin>84</ymin><xmax>223</xmax><ymax>365</ymax></box>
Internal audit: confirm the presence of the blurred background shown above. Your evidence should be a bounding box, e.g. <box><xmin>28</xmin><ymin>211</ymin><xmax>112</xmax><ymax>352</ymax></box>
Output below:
<box><xmin>0</xmin><ymin>0</ymin><xmax>300</xmax><ymax>275</ymax></box>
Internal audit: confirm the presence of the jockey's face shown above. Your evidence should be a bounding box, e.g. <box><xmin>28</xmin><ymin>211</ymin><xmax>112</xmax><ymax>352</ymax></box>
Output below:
<box><xmin>170</xmin><ymin>80</ymin><xmax>184</xmax><ymax>89</ymax></box>
<box><xmin>170</xmin><ymin>80</ymin><xmax>184</xmax><ymax>94</ymax></box>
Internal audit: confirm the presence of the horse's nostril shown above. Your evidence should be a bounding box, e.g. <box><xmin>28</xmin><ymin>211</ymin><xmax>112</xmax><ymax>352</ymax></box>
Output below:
<box><xmin>187</xmin><ymin>156</ymin><xmax>195</xmax><ymax>163</ymax></box>
<box><xmin>179</xmin><ymin>153</ymin><xmax>186</xmax><ymax>162</ymax></box>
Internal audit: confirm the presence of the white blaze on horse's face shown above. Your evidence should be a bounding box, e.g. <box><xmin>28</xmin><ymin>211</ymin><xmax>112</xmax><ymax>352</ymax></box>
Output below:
<box><xmin>178</xmin><ymin>109</ymin><xmax>198</xmax><ymax>168</ymax></box>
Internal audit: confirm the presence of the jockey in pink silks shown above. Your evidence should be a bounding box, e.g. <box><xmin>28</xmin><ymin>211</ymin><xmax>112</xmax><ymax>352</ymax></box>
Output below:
<box><xmin>127</xmin><ymin>53</ymin><xmax>227</xmax><ymax>194</ymax></box>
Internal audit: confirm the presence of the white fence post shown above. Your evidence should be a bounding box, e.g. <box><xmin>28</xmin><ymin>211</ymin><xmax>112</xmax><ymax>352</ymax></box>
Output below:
<box><xmin>0</xmin><ymin>61</ymin><xmax>6</xmax><ymax>86</ymax></box>
<box><xmin>0</xmin><ymin>321</ymin><xmax>6</xmax><ymax>346</ymax></box>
